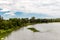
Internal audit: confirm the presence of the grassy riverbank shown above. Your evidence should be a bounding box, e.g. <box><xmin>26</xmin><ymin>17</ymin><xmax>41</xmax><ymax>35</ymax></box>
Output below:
<box><xmin>0</xmin><ymin>29</ymin><xmax>12</xmax><ymax>40</ymax></box>
<box><xmin>0</xmin><ymin>23</ymin><xmax>33</xmax><ymax>40</ymax></box>
<box><xmin>1</xmin><ymin>16</ymin><xmax>60</xmax><ymax>40</ymax></box>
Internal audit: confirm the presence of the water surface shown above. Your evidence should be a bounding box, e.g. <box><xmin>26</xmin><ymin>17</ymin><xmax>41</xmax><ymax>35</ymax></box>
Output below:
<box><xmin>5</xmin><ymin>23</ymin><xmax>60</xmax><ymax>40</ymax></box>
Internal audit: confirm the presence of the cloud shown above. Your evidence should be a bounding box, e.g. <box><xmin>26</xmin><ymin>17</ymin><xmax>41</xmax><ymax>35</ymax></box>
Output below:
<box><xmin>13</xmin><ymin>0</ymin><xmax>60</xmax><ymax>17</ymax></box>
<box><xmin>0</xmin><ymin>0</ymin><xmax>60</xmax><ymax>18</ymax></box>
<box><xmin>3</xmin><ymin>12</ymin><xmax>15</xmax><ymax>16</ymax></box>
<box><xmin>0</xmin><ymin>0</ymin><xmax>14</xmax><ymax>16</ymax></box>
<box><xmin>0</xmin><ymin>8</ymin><xmax>10</xmax><ymax>12</ymax></box>
<box><xmin>0</xmin><ymin>0</ymin><xmax>13</xmax><ymax>4</ymax></box>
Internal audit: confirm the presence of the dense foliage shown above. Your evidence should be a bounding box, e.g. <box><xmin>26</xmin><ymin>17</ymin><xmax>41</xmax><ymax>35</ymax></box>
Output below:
<box><xmin>0</xmin><ymin>16</ymin><xmax>60</xmax><ymax>30</ymax></box>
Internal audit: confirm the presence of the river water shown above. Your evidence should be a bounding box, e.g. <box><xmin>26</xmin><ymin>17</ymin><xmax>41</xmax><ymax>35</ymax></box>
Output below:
<box><xmin>5</xmin><ymin>23</ymin><xmax>60</xmax><ymax>40</ymax></box>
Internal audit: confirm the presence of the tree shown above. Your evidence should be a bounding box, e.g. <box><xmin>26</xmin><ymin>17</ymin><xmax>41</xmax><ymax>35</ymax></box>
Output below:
<box><xmin>41</xmin><ymin>19</ymin><xmax>48</xmax><ymax>23</ymax></box>
<box><xmin>30</xmin><ymin>17</ymin><xmax>36</xmax><ymax>23</ymax></box>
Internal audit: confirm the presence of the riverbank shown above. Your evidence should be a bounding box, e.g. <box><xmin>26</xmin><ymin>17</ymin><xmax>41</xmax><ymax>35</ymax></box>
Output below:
<box><xmin>0</xmin><ymin>23</ymin><xmax>36</xmax><ymax>40</ymax></box>
<box><xmin>0</xmin><ymin>28</ymin><xmax>14</xmax><ymax>40</ymax></box>
<box><xmin>1</xmin><ymin>16</ymin><xmax>60</xmax><ymax>40</ymax></box>
<box><xmin>5</xmin><ymin>23</ymin><xmax>60</xmax><ymax>40</ymax></box>
<box><xmin>0</xmin><ymin>22</ymin><xmax>48</xmax><ymax>40</ymax></box>
<box><xmin>0</xmin><ymin>22</ymin><xmax>60</xmax><ymax>40</ymax></box>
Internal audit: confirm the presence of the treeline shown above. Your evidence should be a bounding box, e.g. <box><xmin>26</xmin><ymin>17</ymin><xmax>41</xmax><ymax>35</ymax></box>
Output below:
<box><xmin>0</xmin><ymin>16</ymin><xmax>60</xmax><ymax>30</ymax></box>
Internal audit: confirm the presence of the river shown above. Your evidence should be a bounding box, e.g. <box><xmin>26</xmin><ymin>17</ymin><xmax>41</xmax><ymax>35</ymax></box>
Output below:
<box><xmin>5</xmin><ymin>23</ymin><xmax>60</xmax><ymax>40</ymax></box>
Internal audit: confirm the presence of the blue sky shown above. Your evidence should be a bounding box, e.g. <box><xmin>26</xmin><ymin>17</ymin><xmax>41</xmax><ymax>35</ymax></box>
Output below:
<box><xmin>15</xmin><ymin>12</ymin><xmax>52</xmax><ymax>18</ymax></box>
<box><xmin>0</xmin><ymin>0</ymin><xmax>60</xmax><ymax>19</ymax></box>
<box><xmin>0</xmin><ymin>11</ymin><xmax>52</xmax><ymax>19</ymax></box>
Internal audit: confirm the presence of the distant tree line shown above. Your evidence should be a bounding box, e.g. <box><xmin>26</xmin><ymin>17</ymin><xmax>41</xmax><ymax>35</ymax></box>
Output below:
<box><xmin>0</xmin><ymin>16</ymin><xmax>60</xmax><ymax>30</ymax></box>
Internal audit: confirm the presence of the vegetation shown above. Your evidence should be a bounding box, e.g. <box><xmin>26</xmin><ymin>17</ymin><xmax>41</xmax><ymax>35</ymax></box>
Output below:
<box><xmin>0</xmin><ymin>15</ymin><xmax>60</xmax><ymax>40</ymax></box>
<box><xmin>28</xmin><ymin>28</ymin><xmax>39</xmax><ymax>32</ymax></box>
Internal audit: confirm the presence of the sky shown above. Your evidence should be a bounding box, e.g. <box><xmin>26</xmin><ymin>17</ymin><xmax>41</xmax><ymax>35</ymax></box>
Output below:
<box><xmin>0</xmin><ymin>0</ymin><xmax>60</xmax><ymax>19</ymax></box>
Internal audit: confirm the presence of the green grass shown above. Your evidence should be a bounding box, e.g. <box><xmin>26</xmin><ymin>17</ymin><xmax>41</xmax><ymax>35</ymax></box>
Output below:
<box><xmin>28</xmin><ymin>28</ymin><xmax>39</xmax><ymax>32</ymax></box>
<box><xmin>0</xmin><ymin>28</ymin><xmax>14</xmax><ymax>40</ymax></box>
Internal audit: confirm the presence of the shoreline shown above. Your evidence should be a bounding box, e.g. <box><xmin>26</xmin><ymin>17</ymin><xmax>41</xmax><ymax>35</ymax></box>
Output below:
<box><xmin>1</xmin><ymin>22</ymin><xmax>60</xmax><ymax>40</ymax></box>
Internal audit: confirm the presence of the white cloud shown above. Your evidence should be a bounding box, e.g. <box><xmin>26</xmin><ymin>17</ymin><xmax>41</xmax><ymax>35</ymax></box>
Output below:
<box><xmin>0</xmin><ymin>8</ymin><xmax>9</xmax><ymax>12</ymax></box>
<box><xmin>0</xmin><ymin>0</ymin><xmax>60</xmax><ymax>17</ymax></box>
<box><xmin>0</xmin><ymin>0</ymin><xmax>13</xmax><ymax>4</ymax></box>
<box><xmin>0</xmin><ymin>0</ymin><xmax>14</xmax><ymax>16</ymax></box>
<box><xmin>3</xmin><ymin>12</ymin><xmax>15</xmax><ymax>16</ymax></box>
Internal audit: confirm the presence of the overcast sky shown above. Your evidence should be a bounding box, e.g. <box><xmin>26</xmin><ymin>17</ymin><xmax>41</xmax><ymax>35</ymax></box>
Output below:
<box><xmin>0</xmin><ymin>0</ymin><xmax>60</xmax><ymax>19</ymax></box>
